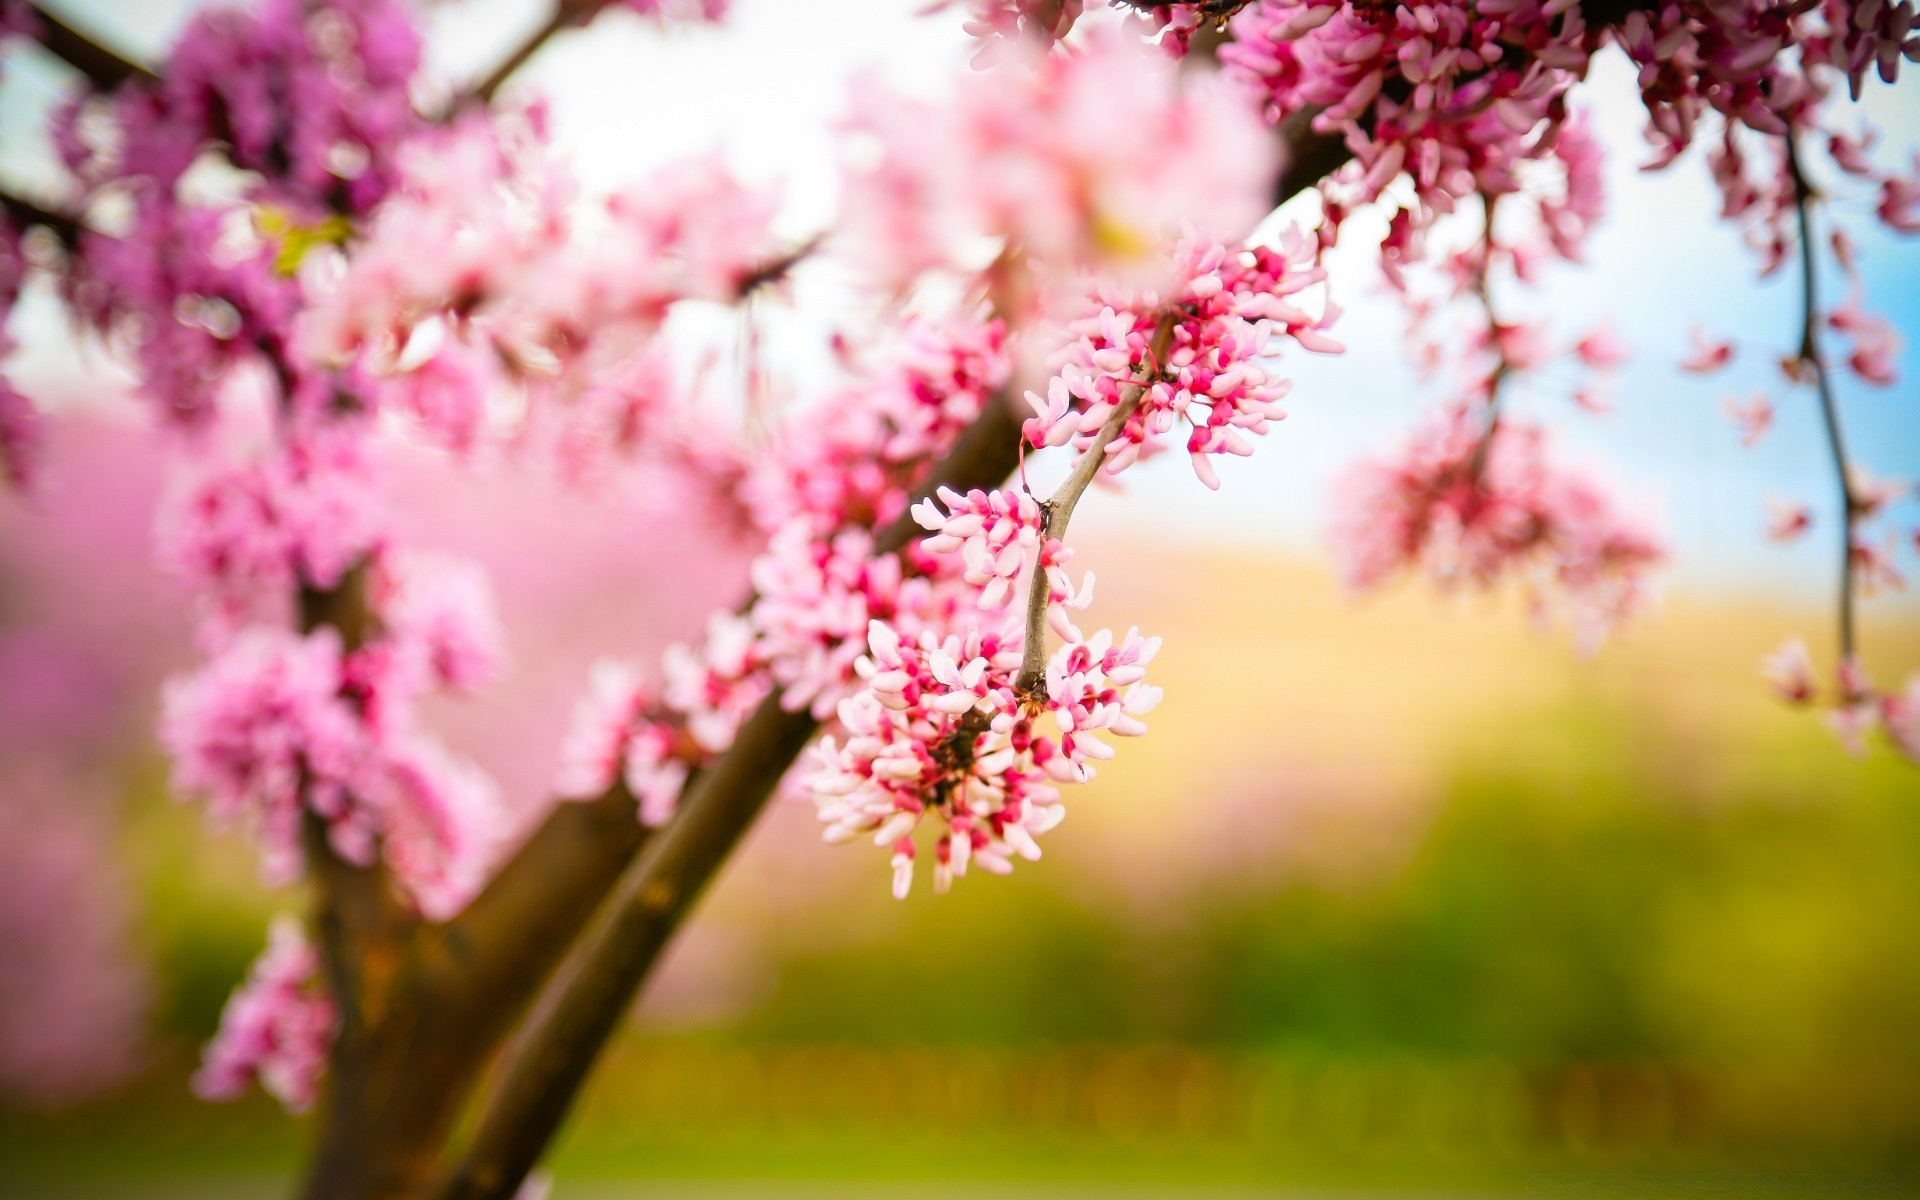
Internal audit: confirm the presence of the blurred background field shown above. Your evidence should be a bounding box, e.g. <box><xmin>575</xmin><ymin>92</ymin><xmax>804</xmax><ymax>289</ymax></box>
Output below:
<box><xmin>3</xmin><ymin>419</ymin><xmax>1919</xmax><ymax>1199</ymax></box>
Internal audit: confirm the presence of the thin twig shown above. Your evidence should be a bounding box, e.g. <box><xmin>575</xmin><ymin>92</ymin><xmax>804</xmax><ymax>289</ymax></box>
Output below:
<box><xmin>21</xmin><ymin>3</ymin><xmax>155</xmax><ymax>89</ymax></box>
<box><xmin>1014</xmin><ymin>312</ymin><xmax>1178</xmax><ymax>692</ymax></box>
<box><xmin>1786</xmin><ymin>135</ymin><xmax>1857</xmax><ymax>663</ymax></box>
<box><xmin>0</xmin><ymin>188</ymin><xmax>82</xmax><ymax>246</ymax></box>
<box><xmin>470</xmin><ymin>0</ymin><xmax>609</xmax><ymax>105</ymax></box>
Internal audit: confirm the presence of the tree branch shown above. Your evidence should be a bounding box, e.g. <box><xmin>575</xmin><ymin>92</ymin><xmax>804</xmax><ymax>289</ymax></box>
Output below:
<box><xmin>20</xmin><ymin>3</ymin><xmax>155</xmax><ymax>89</ymax></box>
<box><xmin>1015</xmin><ymin>313</ymin><xmax>1177</xmax><ymax>691</ymax></box>
<box><xmin>1785</xmin><ymin>135</ymin><xmax>1857</xmax><ymax>665</ymax></box>
<box><xmin>0</xmin><ymin>188</ymin><xmax>82</xmax><ymax>247</ymax></box>
<box><xmin>425</xmin><ymin>113</ymin><xmax>1352</xmax><ymax>1200</ymax></box>
<box><xmin>430</xmin><ymin>396</ymin><xmax>1027</xmax><ymax>1200</ymax></box>
<box><xmin>470</xmin><ymin>0</ymin><xmax>612</xmax><ymax>105</ymax></box>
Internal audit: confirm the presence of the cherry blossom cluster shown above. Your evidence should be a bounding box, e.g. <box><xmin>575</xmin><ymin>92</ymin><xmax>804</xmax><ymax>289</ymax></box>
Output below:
<box><xmin>1220</xmin><ymin>0</ymin><xmax>1598</xmax><ymax>258</ymax></box>
<box><xmin>1765</xmin><ymin>640</ymin><xmax>1920</xmax><ymax>764</ymax></box>
<box><xmin>47</xmin><ymin>0</ymin><xmax>421</xmax><ymax>427</ymax></box>
<box><xmin>550</xmin><ymin>315</ymin><xmax>1014</xmax><ymax>825</ymax></box>
<box><xmin>155</xmin><ymin>426</ymin><xmax>382</xmax><ymax>634</ymax></box>
<box><xmin>809</xmin><ymin>617</ymin><xmax>1161</xmax><ymax>898</ymax></box>
<box><xmin>740</xmin><ymin>314</ymin><xmax>1011</xmax><ymax>535</ymax></box>
<box><xmin>1025</xmin><ymin>230</ymin><xmax>1342</xmax><ymax>487</ymax></box>
<box><xmin>160</xmin><ymin>546</ymin><xmax>509</xmax><ymax>917</ymax></box>
<box><xmin>839</xmin><ymin>23</ymin><xmax>1276</xmax><ymax>301</ymax></box>
<box><xmin>1331</xmin><ymin>400</ymin><xmax>1665</xmax><ymax>652</ymax></box>
<box><xmin>302</xmin><ymin>117</ymin><xmax>786</xmax><ymax>377</ymax></box>
<box><xmin>194</xmin><ymin>916</ymin><xmax>336</xmax><ymax>1112</ymax></box>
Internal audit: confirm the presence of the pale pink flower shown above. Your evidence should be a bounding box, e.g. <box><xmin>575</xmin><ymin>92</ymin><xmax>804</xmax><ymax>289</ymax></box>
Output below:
<box><xmin>1881</xmin><ymin>676</ymin><xmax>1920</xmax><ymax>762</ymax></box>
<box><xmin>1721</xmin><ymin>393</ymin><xmax>1775</xmax><ymax>448</ymax></box>
<box><xmin>1024</xmin><ymin>230</ymin><xmax>1339</xmax><ymax>488</ymax></box>
<box><xmin>1762</xmin><ymin>638</ymin><xmax>1816</xmax><ymax>704</ymax></box>
<box><xmin>553</xmin><ymin>659</ymin><xmax>651</xmax><ymax>800</ymax></box>
<box><xmin>368</xmin><ymin>736</ymin><xmax>506</xmax><ymax>920</ymax></box>
<box><xmin>1765</xmin><ymin>497</ymin><xmax>1812</xmax><ymax>541</ymax></box>
<box><xmin>1329</xmin><ymin>402</ymin><xmax>1665</xmax><ymax>649</ymax></box>
<box><xmin>161</xmin><ymin>628</ymin><xmax>369</xmax><ymax>882</ymax></box>
<box><xmin>372</xmin><ymin>550</ymin><xmax>506</xmax><ymax>694</ymax></box>
<box><xmin>1828</xmin><ymin>300</ymin><xmax>1901</xmax><ymax>386</ymax></box>
<box><xmin>1573</xmin><ymin>322</ymin><xmax>1629</xmax><ymax>370</ymax></box>
<box><xmin>1681</xmin><ymin>328</ymin><xmax>1735</xmax><ymax>373</ymax></box>
<box><xmin>839</xmin><ymin>26</ymin><xmax>1276</xmax><ymax>297</ymax></box>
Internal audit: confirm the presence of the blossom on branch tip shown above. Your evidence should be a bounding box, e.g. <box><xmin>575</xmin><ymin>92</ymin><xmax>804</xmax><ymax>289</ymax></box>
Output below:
<box><xmin>1024</xmin><ymin>231</ymin><xmax>1339</xmax><ymax>489</ymax></box>
<box><xmin>807</xmin><ymin>617</ymin><xmax>1159</xmax><ymax>898</ymax></box>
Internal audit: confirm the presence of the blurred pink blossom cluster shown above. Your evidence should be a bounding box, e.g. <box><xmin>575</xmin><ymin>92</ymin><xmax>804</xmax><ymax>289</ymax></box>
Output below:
<box><xmin>1333</xmin><ymin>401</ymin><xmax>1664</xmax><ymax>652</ymax></box>
<box><xmin>194</xmin><ymin>917</ymin><xmax>336</xmax><ymax>1111</ymax></box>
<box><xmin>839</xmin><ymin>24</ymin><xmax>1276</xmax><ymax>302</ymax></box>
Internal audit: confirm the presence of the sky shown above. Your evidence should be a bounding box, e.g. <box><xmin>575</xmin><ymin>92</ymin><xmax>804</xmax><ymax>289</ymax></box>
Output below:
<box><xmin>2</xmin><ymin>0</ymin><xmax>1918</xmax><ymax>606</ymax></box>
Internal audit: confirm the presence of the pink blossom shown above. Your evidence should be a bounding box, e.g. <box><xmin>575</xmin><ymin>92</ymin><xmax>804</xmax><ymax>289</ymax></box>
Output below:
<box><xmin>1762</xmin><ymin>638</ymin><xmax>1816</xmax><ymax>704</ymax></box>
<box><xmin>1765</xmin><ymin>497</ymin><xmax>1812</xmax><ymax>541</ymax></box>
<box><xmin>1880</xmin><ymin>157</ymin><xmax>1920</xmax><ymax>233</ymax></box>
<box><xmin>367</xmin><ymin>736</ymin><xmax>507</xmax><ymax>920</ymax></box>
<box><xmin>553</xmin><ymin>659</ymin><xmax>652</xmax><ymax>800</ymax></box>
<box><xmin>1828</xmin><ymin>300</ymin><xmax>1901</xmax><ymax>385</ymax></box>
<box><xmin>839</xmin><ymin>25</ymin><xmax>1277</xmax><ymax>297</ymax></box>
<box><xmin>372</xmin><ymin>550</ymin><xmax>506</xmax><ymax>694</ymax></box>
<box><xmin>194</xmin><ymin>917</ymin><xmax>336</xmax><ymax>1112</ymax></box>
<box><xmin>1721</xmin><ymin>393</ymin><xmax>1775</xmax><ymax>448</ymax></box>
<box><xmin>1329</xmin><ymin>402</ymin><xmax>1665</xmax><ymax>650</ymax></box>
<box><xmin>913</xmin><ymin>486</ymin><xmax>1046</xmax><ymax>611</ymax></box>
<box><xmin>660</xmin><ymin>611</ymin><xmax>767</xmax><ymax>755</ymax></box>
<box><xmin>1850</xmin><ymin>532</ymin><xmax>1908</xmax><ymax>596</ymax></box>
<box><xmin>1573</xmin><ymin>322</ymin><xmax>1629</xmax><ymax>370</ymax></box>
<box><xmin>749</xmin><ymin>525</ymin><xmax>925</xmax><ymax>718</ymax></box>
<box><xmin>1023</xmin><ymin>231</ymin><xmax>1340</xmax><ymax>489</ymax></box>
<box><xmin>156</xmin><ymin>430</ymin><xmax>384</xmax><ymax>630</ymax></box>
<box><xmin>1224</xmin><ymin>0</ymin><xmax>1599</xmax><ymax>262</ymax></box>
<box><xmin>808</xmin><ymin>618</ymin><xmax>1160</xmax><ymax>898</ymax></box>
<box><xmin>1681</xmin><ymin>328</ymin><xmax>1735</xmax><ymax>373</ymax></box>
<box><xmin>1881</xmin><ymin>676</ymin><xmax>1920</xmax><ymax>762</ymax></box>
<box><xmin>741</xmin><ymin>314</ymin><xmax>1010</xmax><ymax>535</ymax></box>
<box><xmin>161</xmin><ymin>628</ymin><xmax>369</xmax><ymax>881</ymax></box>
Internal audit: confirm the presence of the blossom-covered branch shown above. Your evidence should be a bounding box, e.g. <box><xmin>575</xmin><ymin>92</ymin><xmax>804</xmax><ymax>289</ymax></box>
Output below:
<box><xmin>1015</xmin><ymin>312</ymin><xmax>1176</xmax><ymax>689</ymax></box>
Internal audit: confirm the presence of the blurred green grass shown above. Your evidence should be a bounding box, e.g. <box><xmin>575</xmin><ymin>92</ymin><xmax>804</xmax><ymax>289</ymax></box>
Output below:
<box><xmin>5</xmin><ymin>552</ymin><xmax>1919</xmax><ymax>1196</ymax></box>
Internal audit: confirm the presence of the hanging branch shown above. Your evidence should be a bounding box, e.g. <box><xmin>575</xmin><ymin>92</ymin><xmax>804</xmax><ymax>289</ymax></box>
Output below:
<box><xmin>20</xmin><ymin>2</ymin><xmax>154</xmax><ymax>89</ymax></box>
<box><xmin>1785</xmin><ymin>135</ymin><xmax>1859</xmax><ymax>664</ymax></box>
